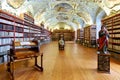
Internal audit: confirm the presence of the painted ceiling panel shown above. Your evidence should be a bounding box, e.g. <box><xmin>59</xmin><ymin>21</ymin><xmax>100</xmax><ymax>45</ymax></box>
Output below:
<box><xmin>1</xmin><ymin>0</ymin><xmax>120</xmax><ymax>30</ymax></box>
<box><xmin>7</xmin><ymin>0</ymin><xmax>25</xmax><ymax>9</ymax></box>
<box><xmin>54</xmin><ymin>3</ymin><xmax>73</xmax><ymax>12</ymax></box>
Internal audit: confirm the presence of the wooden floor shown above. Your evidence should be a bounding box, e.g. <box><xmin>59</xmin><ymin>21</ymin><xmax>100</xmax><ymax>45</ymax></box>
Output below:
<box><xmin>1</xmin><ymin>41</ymin><xmax>120</xmax><ymax>80</ymax></box>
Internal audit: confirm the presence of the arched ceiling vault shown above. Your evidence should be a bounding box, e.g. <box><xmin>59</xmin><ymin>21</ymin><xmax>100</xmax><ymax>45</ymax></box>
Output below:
<box><xmin>1</xmin><ymin>0</ymin><xmax>120</xmax><ymax>31</ymax></box>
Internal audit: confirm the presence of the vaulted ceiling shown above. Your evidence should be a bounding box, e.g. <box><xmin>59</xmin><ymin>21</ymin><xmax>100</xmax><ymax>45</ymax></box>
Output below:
<box><xmin>1</xmin><ymin>0</ymin><xmax>120</xmax><ymax>31</ymax></box>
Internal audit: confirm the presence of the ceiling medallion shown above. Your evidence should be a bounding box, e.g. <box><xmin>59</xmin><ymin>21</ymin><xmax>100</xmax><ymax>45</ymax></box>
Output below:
<box><xmin>54</xmin><ymin>3</ymin><xmax>73</xmax><ymax>12</ymax></box>
<box><xmin>56</xmin><ymin>15</ymin><xmax>69</xmax><ymax>21</ymax></box>
<box><xmin>7</xmin><ymin>0</ymin><xmax>25</xmax><ymax>9</ymax></box>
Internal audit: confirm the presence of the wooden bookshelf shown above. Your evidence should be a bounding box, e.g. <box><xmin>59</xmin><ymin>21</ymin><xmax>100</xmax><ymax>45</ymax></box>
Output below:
<box><xmin>20</xmin><ymin>13</ymin><xmax>34</xmax><ymax>24</ymax></box>
<box><xmin>102</xmin><ymin>13</ymin><xmax>120</xmax><ymax>54</ymax></box>
<box><xmin>84</xmin><ymin>25</ymin><xmax>96</xmax><ymax>47</ymax></box>
<box><xmin>76</xmin><ymin>29</ymin><xmax>84</xmax><ymax>44</ymax></box>
<box><xmin>0</xmin><ymin>10</ymin><xmax>51</xmax><ymax>64</ymax></box>
<box><xmin>77</xmin><ymin>29</ymin><xmax>80</xmax><ymax>40</ymax></box>
<box><xmin>80</xmin><ymin>29</ymin><xmax>84</xmax><ymax>44</ymax></box>
<box><xmin>52</xmin><ymin>29</ymin><xmax>74</xmax><ymax>41</ymax></box>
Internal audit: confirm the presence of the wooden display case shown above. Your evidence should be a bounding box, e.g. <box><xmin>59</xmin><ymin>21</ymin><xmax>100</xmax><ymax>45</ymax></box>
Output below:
<box><xmin>102</xmin><ymin>13</ymin><xmax>120</xmax><ymax>54</ymax></box>
<box><xmin>84</xmin><ymin>25</ymin><xmax>96</xmax><ymax>47</ymax></box>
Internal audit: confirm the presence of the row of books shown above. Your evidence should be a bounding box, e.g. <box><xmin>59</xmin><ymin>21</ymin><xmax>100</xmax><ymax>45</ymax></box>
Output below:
<box><xmin>106</xmin><ymin>24</ymin><xmax>112</xmax><ymax>27</ymax></box>
<box><xmin>15</xmin><ymin>27</ymin><xmax>23</xmax><ymax>32</ymax></box>
<box><xmin>0</xmin><ymin>31</ymin><xmax>44</xmax><ymax>37</ymax></box>
<box><xmin>108</xmin><ymin>31</ymin><xmax>112</xmax><ymax>33</ymax></box>
<box><xmin>24</xmin><ymin>28</ymin><xmax>30</xmax><ymax>32</ymax></box>
<box><xmin>24</xmin><ymin>25</ymin><xmax>29</xmax><ymax>28</ymax></box>
<box><xmin>112</xmin><ymin>40</ymin><xmax>120</xmax><ymax>43</ymax></box>
<box><xmin>108</xmin><ymin>44</ymin><xmax>112</xmax><ymax>49</ymax></box>
<box><xmin>14</xmin><ymin>23</ymin><xmax>23</xmax><ymax>27</ymax></box>
<box><xmin>113</xmin><ymin>18</ymin><xmax>120</xmax><ymax>22</ymax></box>
<box><xmin>24</xmin><ymin>14</ymin><xmax>34</xmax><ymax>23</ymax></box>
<box><xmin>24</xmin><ymin>28</ymin><xmax>41</xmax><ymax>33</ymax></box>
<box><xmin>108</xmin><ymin>38</ymin><xmax>112</xmax><ymax>43</ymax></box>
<box><xmin>0</xmin><ymin>19</ymin><xmax>14</xmax><ymax>25</ymax></box>
<box><xmin>0</xmin><ymin>38</ymin><xmax>11</xmax><ymax>45</ymax></box>
<box><xmin>29</xmin><ymin>30</ymin><xmax>41</xmax><ymax>33</ymax></box>
<box><xmin>113</xmin><ymin>30</ymin><xmax>120</xmax><ymax>33</ymax></box>
<box><xmin>105</xmin><ymin>20</ymin><xmax>112</xmax><ymax>23</ymax></box>
<box><xmin>0</xmin><ymin>46</ymin><xmax>10</xmax><ymax>52</ymax></box>
<box><xmin>107</xmin><ymin>27</ymin><xmax>112</xmax><ymax>29</ymax></box>
<box><xmin>0</xmin><ymin>31</ymin><xmax>14</xmax><ymax>37</ymax></box>
<box><xmin>113</xmin><ymin>21</ymin><xmax>120</xmax><ymax>25</ymax></box>
<box><xmin>80</xmin><ymin>30</ymin><xmax>84</xmax><ymax>38</ymax></box>
<box><xmin>0</xmin><ymin>12</ymin><xmax>14</xmax><ymax>21</ymax></box>
<box><xmin>0</xmin><ymin>23</ymin><xmax>14</xmax><ymax>31</ymax></box>
<box><xmin>0</xmin><ymin>19</ymin><xmax>41</xmax><ymax>33</ymax></box>
<box><xmin>113</xmin><ymin>45</ymin><xmax>120</xmax><ymax>51</ymax></box>
<box><xmin>15</xmin><ymin>33</ymin><xmax>23</xmax><ymax>37</ymax></box>
<box><xmin>14</xmin><ymin>38</ymin><xmax>24</xmax><ymax>42</ymax></box>
<box><xmin>30</xmin><ymin>27</ymin><xmax>41</xmax><ymax>31</ymax></box>
<box><xmin>113</xmin><ymin>34</ymin><xmax>120</xmax><ymax>37</ymax></box>
<box><xmin>0</xmin><ymin>38</ymin><xmax>35</xmax><ymax>45</ymax></box>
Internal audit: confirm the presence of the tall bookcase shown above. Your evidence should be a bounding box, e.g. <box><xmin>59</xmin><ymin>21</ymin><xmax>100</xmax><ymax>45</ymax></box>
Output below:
<box><xmin>77</xmin><ymin>29</ymin><xmax>80</xmax><ymax>40</ymax></box>
<box><xmin>76</xmin><ymin>29</ymin><xmax>80</xmax><ymax>43</ymax></box>
<box><xmin>84</xmin><ymin>25</ymin><xmax>96</xmax><ymax>47</ymax></box>
<box><xmin>0</xmin><ymin>10</ymin><xmax>16</xmax><ymax>63</ymax></box>
<box><xmin>79</xmin><ymin>29</ymin><xmax>84</xmax><ymax>44</ymax></box>
<box><xmin>52</xmin><ymin>29</ymin><xmax>74</xmax><ymax>41</ymax></box>
<box><xmin>0</xmin><ymin>10</ymin><xmax>51</xmax><ymax>64</ymax></box>
<box><xmin>102</xmin><ymin>13</ymin><xmax>120</xmax><ymax>54</ymax></box>
<box><xmin>76</xmin><ymin>29</ymin><xmax>84</xmax><ymax>44</ymax></box>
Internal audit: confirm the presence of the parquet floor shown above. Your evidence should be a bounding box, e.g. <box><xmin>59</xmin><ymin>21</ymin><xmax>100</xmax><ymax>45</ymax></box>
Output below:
<box><xmin>0</xmin><ymin>41</ymin><xmax>120</xmax><ymax>80</ymax></box>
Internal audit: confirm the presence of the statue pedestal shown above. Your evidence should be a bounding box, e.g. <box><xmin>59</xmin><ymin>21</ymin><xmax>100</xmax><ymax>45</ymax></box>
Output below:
<box><xmin>97</xmin><ymin>52</ymin><xmax>110</xmax><ymax>73</ymax></box>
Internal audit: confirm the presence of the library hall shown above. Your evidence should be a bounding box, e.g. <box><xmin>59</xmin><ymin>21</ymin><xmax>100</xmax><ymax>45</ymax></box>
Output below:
<box><xmin>1</xmin><ymin>0</ymin><xmax>120</xmax><ymax>80</ymax></box>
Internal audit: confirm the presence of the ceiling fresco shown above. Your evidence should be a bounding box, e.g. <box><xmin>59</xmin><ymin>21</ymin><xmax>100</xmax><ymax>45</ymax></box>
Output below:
<box><xmin>1</xmin><ymin>0</ymin><xmax>120</xmax><ymax>31</ymax></box>
<box><xmin>7</xmin><ymin>0</ymin><xmax>25</xmax><ymax>9</ymax></box>
<box><xmin>54</xmin><ymin>3</ymin><xmax>73</xmax><ymax>12</ymax></box>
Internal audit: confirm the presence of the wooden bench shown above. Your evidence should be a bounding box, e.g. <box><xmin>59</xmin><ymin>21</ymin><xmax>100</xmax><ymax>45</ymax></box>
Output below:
<box><xmin>7</xmin><ymin>40</ymin><xmax>43</xmax><ymax>80</ymax></box>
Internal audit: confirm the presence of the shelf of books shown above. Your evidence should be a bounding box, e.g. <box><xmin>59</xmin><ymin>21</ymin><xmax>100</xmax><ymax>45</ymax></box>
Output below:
<box><xmin>76</xmin><ymin>29</ymin><xmax>80</xmax><ymax>43</ymax></box>
<box><xmin>102</xmin><ymin>13</ymin><xmax>120</xmax><ymax>54</ymax></box>
<box><xmin>79</xmin><ymin>29</ymin><xmax>84</xmax><ymax>45</ymax></box>
<box><xmin>76</xmin><ymin>29</ymin><xmax>84</xmax><ymax>44</ymax></box>
<box><xmin>77</xmin><ymin>29</ymin><xmax>80</xmax><ymax>40</ymax></box>
<box><xmin>0</xmin><ymin>10</ymin><xmax>51</xmax><ymax>64</ymax></box>
<box><xmin>0</xmin><ymin>10</ymin><xmax>16</xmax><ymax>63</ymax></box>
<box><xmin>84</xmin><ymin>25</ymin><xmax>96</xmax><ymax>47</ymax></box>
<box><xmin>51</xmin><ymin>29</ymin><xmax>74</xmax><ymax>41</ymax></box>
